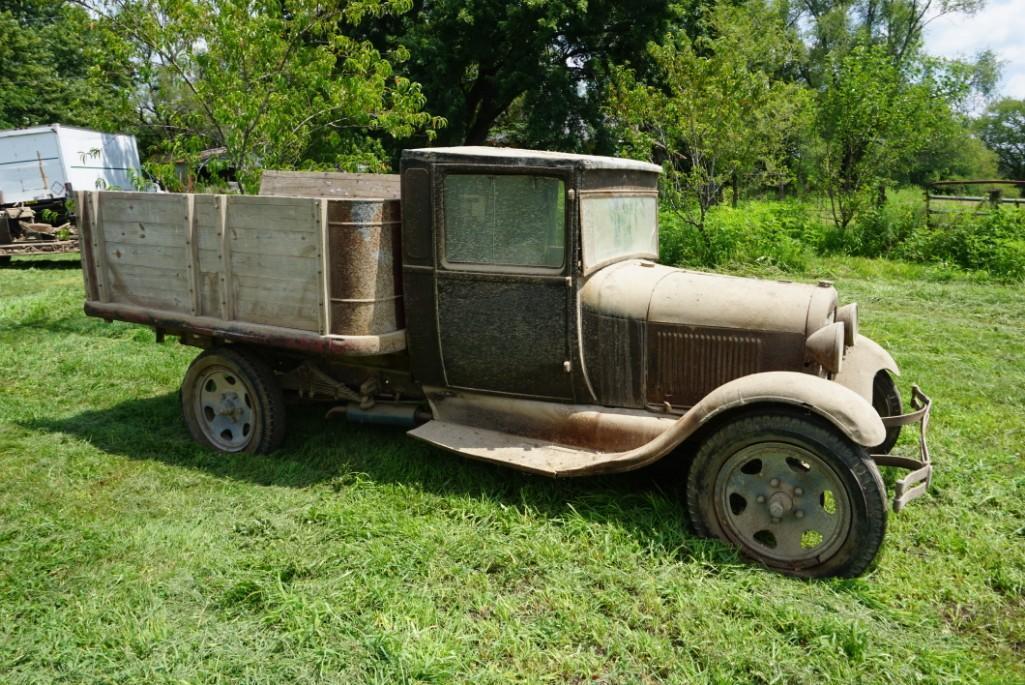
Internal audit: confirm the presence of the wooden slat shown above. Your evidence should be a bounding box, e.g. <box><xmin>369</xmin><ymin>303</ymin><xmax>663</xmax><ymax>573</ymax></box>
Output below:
<box><xmin>319</xmin><ymin>198</ymin><xmax>330</xmax><ymax>335</ymax></box>
<box><xmin>218</xmin><ymin>195</ymin><xmax>233</xmax><ymax>320</ymax></box>
<box><xmin>259</xmin><ymin>170</ymin><xmax>400</xmax><ymax>199</ymax></box>
<box><xmin>198</xmin><ymin>271</ymin><xmax>221</xmax><ymax>318</ymax></box>
<box><xmin>100</xmin><ymin>220</ymin><xmax>187</xmax><ymax>248</ymax></box>
<box><xmin>227</xmin><ymin>248</ymin><xmax>318</xmax><ymax>278</ymax></box>
<box><xmin>89</xmin><ymin>191</ymin><xmax>110</xmax><ymax>303</ymax></box>
<box><xmin>96</xmin><ymin>192</ymin><xmax>186</xmax><ymax>218</ymax></box>
<box><xmin>228</xmin><ymin>233</ymin><xmax>321</xmax><ymax>259</ymax></box>
<box><xmin>102</xmin><ymin>241</ymin><xmax>187</xmax><ymax>268</ymax></box>
<box><xmin>105</xmin><ymin>261</ymin><xmax>189</xmax><ymax>287</ymax></box>
<box><xmin>108</xmin><ymin>282</ymin><xmax>191</xmax><ymax>311</ymax></box>
<box><xmin>226</xmin><ymin>197</ymin><xmax>319</xmax><ymax>230</ymax></box>
<box><xmin>232</xmin><ymin>272</ymin><xmax>321</xmax><ymax>331</ymax></box>
<box><xmin>196</xmin><ymin>247</ymin><xmax>224</xmax><ymax>274</ymax></box>
<box><xmin>77</xmin><ymin>190</ymin><xmax>100</xmax><ymax>301</ymax></box>
<box><xmin>185</xmin><ymin>194</ymin><xmax>200</xmax><ymax>316</ymax></box>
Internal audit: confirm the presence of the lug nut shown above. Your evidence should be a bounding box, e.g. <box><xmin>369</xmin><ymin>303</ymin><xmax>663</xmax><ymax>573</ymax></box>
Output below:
<box><xmin>794</xmin><ymin>487</ymin><xmax>803</xmax><ymax>496</ymax></box>
<box><xmin>770</xmin><ymin>478</ymin><xmax>780</xmax><ymax>488</ymax></box>
<box><xmin>756</xmin><ymin>495</ymin><xmax>766</xmax><ymax>503</ymax></box>
<box><xmin>795</xmin><ymin>510</ymin><xmax>804</xmax><ymax>519</ymax></box>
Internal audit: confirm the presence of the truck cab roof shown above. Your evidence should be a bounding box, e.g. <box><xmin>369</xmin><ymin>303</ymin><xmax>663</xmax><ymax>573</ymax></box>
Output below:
<box><xmin>403</xmin><ymin>146</ymin><xmax>662</xmax><ymax>174</ymax></box>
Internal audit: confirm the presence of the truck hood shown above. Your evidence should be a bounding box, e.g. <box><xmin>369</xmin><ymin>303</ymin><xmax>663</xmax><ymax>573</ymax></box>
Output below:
<box><xmin>579</xmin><ymin>260</ymin><xmax>837</xmax><ymax>336</ymax></box>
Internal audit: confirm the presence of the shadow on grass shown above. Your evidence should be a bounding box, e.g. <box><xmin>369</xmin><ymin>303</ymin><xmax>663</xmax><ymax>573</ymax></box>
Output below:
<box><xmin>22</xmin><ymin>391</ymin><xmax>732</xmax><ymax>564</ymax></box>
<box><xmin>2</xmin><ymin>257</ymin><xmax>81</xmax><ymax>270</ymax></box>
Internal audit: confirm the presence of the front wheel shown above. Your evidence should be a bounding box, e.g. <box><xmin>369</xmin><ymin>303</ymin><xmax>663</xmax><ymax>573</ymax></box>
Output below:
<box><xmin>181</xmin><ymin>347</ymin><xmax>286</xmax><ymax>454</ymax></box>
<box><xmin>687</xmin><ymin>408</ymin><xmax>887</xmax><ymax>578</ymax></box>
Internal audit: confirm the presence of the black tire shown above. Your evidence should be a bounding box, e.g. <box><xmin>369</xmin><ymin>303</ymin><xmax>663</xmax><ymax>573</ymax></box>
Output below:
<box><xmin>871</xmin><ymin>370</ymin><xmax>902</xmax><ymax>454</ymax></box>
<box><xmin>181</xmin><ymin>347</ymin><xmax>286</xmax><ymax>454</ymax></box>
<box><xmin>687</xmin><ymin>408</ymin><xmax>887</xmax><ymax>578</ymax></box>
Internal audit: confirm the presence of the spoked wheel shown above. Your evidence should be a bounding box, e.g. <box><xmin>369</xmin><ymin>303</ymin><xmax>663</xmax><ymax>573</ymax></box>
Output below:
<box><xmin>181</xmin><ymin>347</ymin><xmax>286</xmax><ymax>454</ymax></box>
<box><xmin>872</xmin><ymin>370</ymin><xmax>902</xmax><ymax>454</ymax></box>
<box><xmin>687</xmin><ymin>409</ymin><xmax>887</xmax><ymax>578</ymax></box>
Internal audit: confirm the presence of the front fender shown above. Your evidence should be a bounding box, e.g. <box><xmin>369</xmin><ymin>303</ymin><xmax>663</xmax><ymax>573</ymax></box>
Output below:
<box><xmin>411</xmin><ymin>372</ymin><xmax>886</xmax><ymax>478</ymax></box>
<box><xmin>691</xmin><ymin>371</ymin><xmax>886</xmax><ymax>448</ymax></box>
<box><xmin>557</xmin><ymin>371</ymin><xmax>886</xmax><ymax>476</ymax></box>
<box><xmin>834</xmin><ymin>334</ymin><xmax>900</xmax><ymax>402</ymax></box>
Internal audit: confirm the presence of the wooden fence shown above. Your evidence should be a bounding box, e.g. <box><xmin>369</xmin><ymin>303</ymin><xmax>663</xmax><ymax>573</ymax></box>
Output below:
<box><xmin>926</xmin><ymin>180</ymin><xmax>1025</xmax><ymax>227</ymax></box>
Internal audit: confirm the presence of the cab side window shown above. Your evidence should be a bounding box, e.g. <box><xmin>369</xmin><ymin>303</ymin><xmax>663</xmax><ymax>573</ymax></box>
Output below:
<box><xmin>444</xmin><ymin>174</ymin><xmax>565</xmax><ymax>268</ymax></box>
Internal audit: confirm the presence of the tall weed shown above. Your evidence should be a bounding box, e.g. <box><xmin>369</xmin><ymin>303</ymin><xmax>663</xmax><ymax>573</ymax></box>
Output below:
<box><xmin>658</xmin><ymin>190</ymin><xmax>1025</xmax><ymax>282</ymax></box>
<box><xmin>660</xmin><ymin>201</ymin><xmax>815</xmax><ymax>271</ymax></box>
<box><xmin>902</xmin><ymin>208</ymin><xmax>1025</xmax><ymax>280</ymax></box>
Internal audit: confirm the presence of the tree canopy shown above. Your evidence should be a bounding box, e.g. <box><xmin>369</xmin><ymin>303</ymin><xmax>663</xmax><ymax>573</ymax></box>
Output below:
<box><xmin>0</xmin><ymin>0</ymin><xmax>1009</xmax><ymax>206</ymax></box>
<box><xmin>977</xmin><ymin>98</ymin><xmax>1025</xmax><ymax>180</ymax></box>
<box><xmin>358</xmin><ymin>0</ymin><xmax>677</xmax><ymax>152</ymax></box>
<box><xmin>0</xmin><ymin>1</ymin><xmax>135</xmax><ymax>130</ymax></box>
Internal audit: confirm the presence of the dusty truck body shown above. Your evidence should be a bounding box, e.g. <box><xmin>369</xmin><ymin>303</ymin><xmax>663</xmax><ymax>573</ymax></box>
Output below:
<box><xmin>79</xmin><ymin>147</ymin><xmax>932</xmax><ymax>577</ymax></box>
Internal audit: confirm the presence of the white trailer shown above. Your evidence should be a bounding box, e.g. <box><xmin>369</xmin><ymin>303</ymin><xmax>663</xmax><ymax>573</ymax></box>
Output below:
<box><xmin>0</xmin><ymin>124</ymin><xmax>145</xmax><ymax>261</ymax></box>
<box><xmin>0</xmin><ymin>124</ymin><xmax>142</xmax><ymax>204</ymax></box>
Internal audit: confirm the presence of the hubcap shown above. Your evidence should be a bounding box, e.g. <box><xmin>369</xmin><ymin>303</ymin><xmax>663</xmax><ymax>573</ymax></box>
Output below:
<box><xmin>715</xmin><ymin>442</ymin><xmax>852</xmax><ymax>564</ymax></box>
<box><xmin>195</xmin><ymin>367</ymin><xmax>255</xmax><ymax>451</ymax></box>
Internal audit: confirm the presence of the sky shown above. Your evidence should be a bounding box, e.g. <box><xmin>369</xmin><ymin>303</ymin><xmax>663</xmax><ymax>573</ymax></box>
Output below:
<box><xmin>924</xmin><ymin>0</ymin><xmax>1025</xmax><ymax>99</ymax></box>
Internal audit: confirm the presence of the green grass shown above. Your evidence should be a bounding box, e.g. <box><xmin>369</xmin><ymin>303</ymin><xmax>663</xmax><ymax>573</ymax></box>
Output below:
<box><xmin>2</xmin><ymin>253</ymin><xmax>1024</xmax><ymax>684</ymax></box>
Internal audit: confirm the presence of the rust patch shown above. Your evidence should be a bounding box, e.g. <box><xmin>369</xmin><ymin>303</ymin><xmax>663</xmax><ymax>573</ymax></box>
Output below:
<box><xmin>326</xmin><ymin>199</ymin><xmax>403</xmax><ymax>336</ymax></box>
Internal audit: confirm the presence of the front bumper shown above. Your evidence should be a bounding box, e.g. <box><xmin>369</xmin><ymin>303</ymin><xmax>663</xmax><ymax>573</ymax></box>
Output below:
<box><xmin>872</xmin><ymin>386</ymin><xmax>933</xmax><ymax>512</ymax></box>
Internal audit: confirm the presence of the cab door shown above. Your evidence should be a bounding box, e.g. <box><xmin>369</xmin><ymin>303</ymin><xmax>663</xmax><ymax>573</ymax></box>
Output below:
<box><xmin>434</xmin><ymin>169</ymin><xmax>575</xmax><ymax>400</ymax></box>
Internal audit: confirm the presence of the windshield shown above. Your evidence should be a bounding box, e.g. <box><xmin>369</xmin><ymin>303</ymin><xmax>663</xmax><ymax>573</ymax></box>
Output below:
<box><xmin>580</xmin><ymin>194</ymin><xmax>658</xmax><ymax>272</ymax></box>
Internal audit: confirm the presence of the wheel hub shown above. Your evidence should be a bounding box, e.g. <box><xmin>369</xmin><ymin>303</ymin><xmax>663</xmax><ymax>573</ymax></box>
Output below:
<box><xmin>217</xmin><ymin>393</ymin><xmax>243</xmax><ymax>420</ymax></box>
<box><xmin>195</xmin><ymin>368</ymin><xmax>255</xmax><ymax>451</ymax></box>
<box><xmin>716</xmin><ymin>442</ymin><xmax>852</xmax><ymax>565</ymax></box>
<box><xmin>767</xmin><ymin>491</ymin><xmax>793</xmax><ymax>518</ymax></box>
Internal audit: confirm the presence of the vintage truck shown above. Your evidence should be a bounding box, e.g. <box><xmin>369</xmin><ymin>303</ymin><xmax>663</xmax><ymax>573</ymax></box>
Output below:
<box><xmin>78</xmin><ymin>147</ymin><xmax>932</xmax><ymax>578</ymax></box>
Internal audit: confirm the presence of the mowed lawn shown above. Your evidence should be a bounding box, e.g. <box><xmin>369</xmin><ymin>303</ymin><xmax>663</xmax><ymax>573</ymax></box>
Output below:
<box><xmin>1</xmin><ymin>253</ymin><xmax>1023</xmax><ymax>684</ymax></box>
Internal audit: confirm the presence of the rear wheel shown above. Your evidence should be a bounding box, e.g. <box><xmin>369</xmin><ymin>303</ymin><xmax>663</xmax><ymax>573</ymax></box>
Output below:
<box><xmin>687</xmin><ymin>409</ymin><xmax>887</xmax><ymax>578</ymax></box>
<box><xmin>181</xmin><ymin>347</ymin><xmax>286</xmax><ymax>454</ymax></box>
<box><xmin>872</xmin><ymin>370</ymin><xmax>902</xmax><ymax>454</ymax></box>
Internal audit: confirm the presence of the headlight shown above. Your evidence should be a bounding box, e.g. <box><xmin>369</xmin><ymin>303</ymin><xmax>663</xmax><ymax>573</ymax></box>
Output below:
<box><xmin>836</xmin><ymin>303</ymin><xmax>858</xmax><ymax>347</ymax></box>
<box><xmin>806</xmin><ymin>321</ymin><xmax>845</xmax><ymax>374</ymax></box>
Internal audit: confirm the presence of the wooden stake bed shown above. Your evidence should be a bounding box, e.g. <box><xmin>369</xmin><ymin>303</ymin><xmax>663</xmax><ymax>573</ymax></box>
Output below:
<box><xmin>78</xmin><ymin>190</ymin><xmax>405</xmax><ymax>357</ymax></box>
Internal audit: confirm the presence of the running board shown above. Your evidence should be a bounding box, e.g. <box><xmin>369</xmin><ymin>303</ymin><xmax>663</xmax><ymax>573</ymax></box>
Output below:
<box><xmin>408</xmin><ymin>420</ymin><xmax>613</xmax><ymax>477</ymax></box>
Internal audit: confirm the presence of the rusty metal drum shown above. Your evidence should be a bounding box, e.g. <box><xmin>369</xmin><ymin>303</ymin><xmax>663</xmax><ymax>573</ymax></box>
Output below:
<box><xmin>326</xmin><ymin>198</ymin><xmax>403</xmax><ymax>336</ymax></box>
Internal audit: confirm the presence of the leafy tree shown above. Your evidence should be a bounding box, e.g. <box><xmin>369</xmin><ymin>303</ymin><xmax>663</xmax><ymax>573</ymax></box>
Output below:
<box><xmin>976</xmin><ymin>98</ymin><xmax>1025</xmax><ymax>180</ymax></box>
<box><xmin>816</xmin><ymin>46</ymin><xmax>950</xmax><ymax>230</ymax></box>
<box><xmin>788</xmin><ymin>0</ymin><xmax>987</xmax><ymax>79</ymax></box>
<box><xmin>77</xmin><ymin>0</ymin><xmax>442</xmax><ymax>189</ymax></box>
<box><xmin>0</xmin><ymin>1</ymin><xmax>135</xmax><ymax>131</ymax></box>
<box><xmin>361</xmin><ymin>0</ymin><xmax>677</xmax><ymax>150</ymax></box>
<box><xmin>608</xmin><ymin>1</ymin><xmax>811</xmax><ymax>249</ymax></box>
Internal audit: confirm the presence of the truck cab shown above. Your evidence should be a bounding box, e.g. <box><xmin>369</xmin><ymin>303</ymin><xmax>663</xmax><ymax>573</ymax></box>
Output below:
<box><xmin>399</xmin><ymin>146</ymin><xmax>662</xmax><ymax>403</ymax></box>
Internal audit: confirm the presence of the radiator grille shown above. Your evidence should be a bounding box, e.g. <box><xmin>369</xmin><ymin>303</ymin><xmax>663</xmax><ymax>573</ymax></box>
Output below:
<box><xmin>650</xmin><ymin>328</ymin><xmax>763</xmax><ymax>406</ymax></box>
